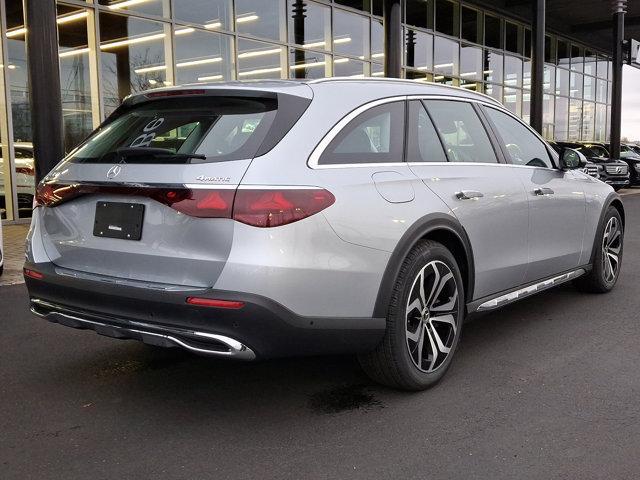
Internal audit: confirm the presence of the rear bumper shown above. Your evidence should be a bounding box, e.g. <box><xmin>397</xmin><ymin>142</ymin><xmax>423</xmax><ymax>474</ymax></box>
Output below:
<box><xmin>24</xmin><ymin>261</ymin><xmax>386</xmax><ymax>359</ymax></box>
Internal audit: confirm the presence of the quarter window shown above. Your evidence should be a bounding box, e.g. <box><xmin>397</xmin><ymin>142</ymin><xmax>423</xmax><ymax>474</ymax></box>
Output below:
<box><xmin>483</xmin><ymin>106</ymin><xmax>554</xmax><ymax>168</ymax></box>
<box><xmin>423</xmin><ymin>100</ymin><xmax>498</xmax><ymax>163</ymax></box>
<box><xmin>406</xmin><ymin>101</ymin><xmax>447</xmax><ymax>163</ymax></box>
<box><xmin>318</xmin><ymin>102</ymin><xmax>405</xmax><ymax>165</ymax></box>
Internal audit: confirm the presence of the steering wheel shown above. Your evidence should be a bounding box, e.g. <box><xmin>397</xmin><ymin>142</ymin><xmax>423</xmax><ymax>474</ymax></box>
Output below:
<box><xmin>506</xmin><ymin>143</ymin><xmax>524</xmax><ymax>164</ymax></box>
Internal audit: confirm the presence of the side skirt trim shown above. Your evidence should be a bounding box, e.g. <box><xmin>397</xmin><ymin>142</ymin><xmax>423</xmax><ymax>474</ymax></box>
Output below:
<box><xmin>472</xmin><ymin>268</ymin><xmax>587</xmax><ymax>312</ymax></box>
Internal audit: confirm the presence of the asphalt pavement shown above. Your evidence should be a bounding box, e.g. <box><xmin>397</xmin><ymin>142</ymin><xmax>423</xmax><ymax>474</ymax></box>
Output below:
<box><xmin>2</xmin><ymin>196</ymin><xmax>640</xmax><ymax>480</ymax></box>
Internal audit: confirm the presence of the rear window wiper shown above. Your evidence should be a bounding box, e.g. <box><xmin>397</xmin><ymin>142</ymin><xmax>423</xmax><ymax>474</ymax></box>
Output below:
<box><xmin>114</xmin><ymin>147</ymin><xmax>207</xmax><ymax>162</ymax></box>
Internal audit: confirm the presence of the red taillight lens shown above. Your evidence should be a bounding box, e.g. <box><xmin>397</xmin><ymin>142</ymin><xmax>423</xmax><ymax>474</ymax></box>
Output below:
<box><xmin>233</xmin><ymin>188</ymin><xmax>335</xmax><ymax>228</ymax></box>
<box><xmin>186</xmin><ymin>297</ymin><xmax>245</xmax><ymax>309</ymax></box>
<box><xmin>168</xmin><ymin>189</ymin><xmax>234</xmax><ymax>218</ymax></box>
<box><xmin>16</xmin><ymin>166</ymin><xmax>34</xmax><ymax>176</ymax></box>
<box><xmin>33</xmin><ymin>182</ymin><xmax>334</xmax><ymax>227</ymax></box>
<box><xmin>35</xmin><ymin>182</ymin><xmax>82</xmax><ymax>207</ymax></box>
<box><xmin>23</xmin><ymin>268</ymin><xmax>44</xmax><ymax>280</ymax></box>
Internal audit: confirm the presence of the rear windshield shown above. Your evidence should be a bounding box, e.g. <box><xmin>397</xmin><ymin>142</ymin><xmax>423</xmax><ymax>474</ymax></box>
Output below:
<box><xmin>67</xmin><ymin>96</ymin><xmax>286</xmax><ymax>164</ymax></box>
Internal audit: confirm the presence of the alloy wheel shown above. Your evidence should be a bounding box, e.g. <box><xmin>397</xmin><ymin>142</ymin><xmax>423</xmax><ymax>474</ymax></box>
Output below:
<box><xmin>602</xmin><ymin>216</ymin><xmax>622</xmax><ymax>283</ymax></box>
<box><xmin>405</xmin><ymin>261</ymin><xmax>459</xmax><ymax>373</ymax></box>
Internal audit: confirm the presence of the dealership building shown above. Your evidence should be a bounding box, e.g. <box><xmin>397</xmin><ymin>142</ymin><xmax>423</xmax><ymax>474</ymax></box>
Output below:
<box><xmin>0</xmin><ymin>0</ymin><xmax>636</xmax><ymax>222</ymax></box>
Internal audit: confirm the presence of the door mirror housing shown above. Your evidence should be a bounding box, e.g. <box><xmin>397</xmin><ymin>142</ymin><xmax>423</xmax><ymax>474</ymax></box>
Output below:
<box><xmin>560</xmin><ymin>148</ymin><xmax>584</xmax><ymax>170</ymax></box>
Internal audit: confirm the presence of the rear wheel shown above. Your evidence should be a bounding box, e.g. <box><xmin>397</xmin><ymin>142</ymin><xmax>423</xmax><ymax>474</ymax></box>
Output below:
<box><xmin>574</xmin><ymin>206</ymin><xmax>623</xmax><ymax>293</ymax></box>
<box><xmin>359</xmin><ymin>240</ymin><xmax>464</xmax><ymax>391</ymax></box>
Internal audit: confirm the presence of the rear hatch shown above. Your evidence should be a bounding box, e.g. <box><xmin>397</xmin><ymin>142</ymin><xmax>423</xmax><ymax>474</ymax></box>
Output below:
<box><xmin>37</xmin><ymin>84</ymin><xmax>312</xmax><ymax>287</ymax></box>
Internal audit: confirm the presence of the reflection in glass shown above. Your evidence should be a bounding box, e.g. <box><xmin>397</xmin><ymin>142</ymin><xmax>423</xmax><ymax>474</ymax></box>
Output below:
<box><xmin>505</xmin><ymin>22</ymin><xmax>520</xmax><ymax>54</ymax></box>
<box><xmin>333</xmin><ymin>57</ymin><xmax>367</xmax><ymax>77</ymax></box>
<box><xmin>554</xmin><ymin>96</ymin><xmax>568</xmax><ymax>141</ymax></box>
<box><xmin>288</xmin><ymin>0</ymin><xmax>330</xmax><ymax>51</ymax></box>
<box><xmin>504</xmin><ymin>55</ymin><xmax>522</xmax><ymax>88</ymax></box>
<box><xmin>98</xmin><ymin>0</ymin><xmax>170</xmax><ymax>18</ymax></box>
<box><xmin>595</xmin><ymin>103</ymin><xmax>607</xmax><ymax>141</ymax></box>
<box><xmin>406</xmin><ymin>0</ymin><xmax>433</xmax><ymax>30</ymax></box>
<box><xmin>289</xmin><ymin>48</ymin><xmax>329</xmax><ymax>79</ymax></box>
<box><xmin>435</xmin><ymin>0</ymin><xmax>458</xmax><ymax>37</ymax></box>
<box><xmin>597</xmin><ymin>55</ymin><xmax>608</xmax><ymax>79</ymax></box>
<box><xmin>582</xmin><ymin>102</ymin><xmax>595</xmax><ymax>141</ymax></box>
<box><xmin>523</xmin><ymin>60</ymin><xmax>531</xmax><ymax>90</ymax></box>
<box><xmin>568</xmin><ymin>99</ymin><xmax>582</xmax><ymax>140</ymax></box>
<box><xmin>556</xmin><ymin>68</ymin><xmax>569</xmax><ymax>96</ymax></box>
<box><xmin>99</xmin><ymin>13</ymin><xmax>168</xmax><ymax>116</ymax></box>
<box><xmin>484</xmin><ymin>84</ymin><xmax>502</xmax><ymax>103</ymax></box>
<box><xmin>544</xmin><ymin>65</ymin><xmax>555</xmax><ymax>93</ymax></box>
<box><xmin>459</xmin><ymin>82</ymin><xmax>480</xmax><ymax>92</ymax></box>
<box><xmin>485</xmin><ymin>15</ymin><xmax>501</xmax><ymax>49</ymax></box>
<box><xmin>405</xmin><ymin>30</ymin><xmax>433</xmax><ymax>72</ymax></box>
<box><xmin>596</xmin><ymin>78</ymin><xmax>607</xmax><ymax>103</ymax></box>
<box><xmin>238</xmin><ymin>39</ymin><xmax>284</xmax><ymax>79</ymax></box>
<box><xmin>557</xmin><ymin>39</ymin><xmax>570</xmax><ymax>67</ymax></box>
<box><xmin>174</xmin><ymin>29</ymin><xmax>233</xmax><ymax>84</ymax></box>
<box><xmin>571</xmin><ymin>44</ymin><xmax>583</xmax><ymax>72</ymax></box>
<box><xmin>57</xmin><ymin>6</ymin><xmax>94</xmax><ymax>152</ymax></box>
<box><xmin>173</xmin><ymin>0</ymin><xmax>232</xmax><ymax>31</ymax></box>
<box><xmin>235</xmin><ymin>0</ymin><xmax>285</xmax><ymax>42</ymax></box>
<box><xmin>433</xmin><ymin>75</ymin><xmax>455</xmax><ymax>86</ymax></box>
<box><xmin>372</xmin><ymin>20</ymin><xmax>384</xmax><ymax>61</ymax></box>
<box><xmin>460</xmin><ymin>45</ymin><xmax>482</xmax><ymax>81</ymax></box>
<box><xmin>461</xmin><ymin>7</ymin><xmax>479</xmax><ymax>44</ymax></box>
<box><xmin>543</xmin><ymin>94</ymin><xmax>555</xmax><ymax>140</ymax></box>
<box><xmin>503</xmin><ymin>87</ymin><xmax>522</xmax><ymax>116</ymax></box>
<box><xmin>583</xmin><ymin>75</ymin><xmax>595</xmax><ymax>101</ymax></box>
<box><xmin>570</xmin><ymin>72</ymin><xmax>583</xmax><ymax>98</ymax></box>
<box><xmin>406</xmin><ymin>70</ymin><xmax>432</xmax><ymax>82</ymax></box>
<box><xmin>334</xmin><ymin>9</ymin><xmax>369</xmax><ymax>59</ymax></box>
<box><xmin>584</xmin><ymin>50</ymin><xmax>596</xmax><ymax>76</ymax></box>
<box><xmin>434</xmin><ymin>36</ymin><xmax>458</xmax><ymax>76</ymax></box>
<box><xmin>484</xmin><ymin>51</ymin><xmax>503</xmax><ymax>84</ymax></box>
<box><xmin>522</xmin><ymin>90</ymin><xmax>530</xmax><ymax>124</ymax></box>
<box><xmin>335</xmin><ymin>0</ymin><xmax>371</xmax><ymax>11</ymax></box>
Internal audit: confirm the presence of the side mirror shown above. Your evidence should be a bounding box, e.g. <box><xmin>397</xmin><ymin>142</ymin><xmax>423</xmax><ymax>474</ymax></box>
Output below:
<box><xmin>560</xmin><ymin>148</ymin><xmax>584</xmax><ymax>170</ymax></box>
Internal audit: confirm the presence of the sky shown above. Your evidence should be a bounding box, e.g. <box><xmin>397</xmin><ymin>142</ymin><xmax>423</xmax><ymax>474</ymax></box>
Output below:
<box><xmin>622</xmin><ymin>65</ymin><xmax>640</xmax><ymax>141</ymax></box>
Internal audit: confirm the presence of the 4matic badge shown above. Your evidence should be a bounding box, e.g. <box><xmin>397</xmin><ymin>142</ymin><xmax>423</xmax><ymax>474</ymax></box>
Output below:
<box><xmin>195</xmin><ymin>175</ymin><xmax>231</xmax><ymax>183</ymax></box>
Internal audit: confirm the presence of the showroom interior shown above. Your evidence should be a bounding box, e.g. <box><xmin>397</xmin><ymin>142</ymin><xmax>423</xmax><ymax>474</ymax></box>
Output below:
<box><xmin>0</xmin><ymin>0</ymin><xmax>633</xmax><ymax>223</ymax></box>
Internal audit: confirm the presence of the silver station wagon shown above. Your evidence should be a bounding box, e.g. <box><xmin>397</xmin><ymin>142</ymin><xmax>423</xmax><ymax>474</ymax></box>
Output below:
<box><xmin>25</xmin><ymin>79</ymin><xmax>624</xmax><ymax>390</ymax></box>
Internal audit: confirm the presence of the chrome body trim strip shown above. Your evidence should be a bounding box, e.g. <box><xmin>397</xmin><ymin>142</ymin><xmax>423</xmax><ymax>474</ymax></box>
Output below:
<box><xmin>476</xmin><ymin>268</ymin><xmax>586</xmax><ymax>312</ymax></box>
<box><xmin>30</xmin><ymin>299</ymin><xmax>256</xmax><ymax>360</ymax></box>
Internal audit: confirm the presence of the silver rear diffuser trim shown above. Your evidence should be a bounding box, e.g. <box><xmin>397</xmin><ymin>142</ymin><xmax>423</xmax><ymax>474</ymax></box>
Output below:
<box><xmin>30</xmin><ymin>299</ymin><xmax>256</xmax><ymax>360</ymax></box>
<box><xmin>476</xmin><ymin>268</ymin><xmax>586</xmax><ymax>312</ymax></box>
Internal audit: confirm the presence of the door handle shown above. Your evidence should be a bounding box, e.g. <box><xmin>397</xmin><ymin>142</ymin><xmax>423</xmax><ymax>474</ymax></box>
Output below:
<box><xmin>534</xmin><ymin>187</ymin><xmax>554</xmax><ymax>196</ymax></box>
<box><xmin>455</xmin><ymin>190</ymin><xmax>484</xmax><ymax>200</ymax></box>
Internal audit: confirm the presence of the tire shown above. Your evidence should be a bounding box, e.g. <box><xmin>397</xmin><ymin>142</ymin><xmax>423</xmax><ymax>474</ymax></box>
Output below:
<box><xmin>574</xmin><ymin>206</ymin><xmax>623</xmax><ymax>293</ymax></box>
<box><xmin>359</xmin><ymin>240</ymin><xmax>465</xmax><ymax>391</ymax></box>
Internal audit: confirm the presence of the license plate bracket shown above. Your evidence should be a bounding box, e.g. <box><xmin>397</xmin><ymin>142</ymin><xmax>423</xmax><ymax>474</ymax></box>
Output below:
<box><xmin>93</xmin><ymin>202</ymin><xmax>145</xmax><ymax>241</ymax></box>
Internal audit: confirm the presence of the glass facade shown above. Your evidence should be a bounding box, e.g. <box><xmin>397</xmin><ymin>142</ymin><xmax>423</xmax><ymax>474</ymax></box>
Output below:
<box><xmin>0</xmin><ymin>0</ymin><xmax>613</xmax><ymax>222</ymax></box>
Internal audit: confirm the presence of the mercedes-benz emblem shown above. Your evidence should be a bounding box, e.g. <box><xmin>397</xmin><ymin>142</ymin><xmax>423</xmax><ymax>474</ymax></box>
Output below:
<box><xmin>616</xmin><ymin>166</ymin><xmax>622</xmax><ymax>174</ymax></box>
<box><xmin>106</xmin><ymin>165</ymin><xmax>122</xmax><ymax>179</ymax></box>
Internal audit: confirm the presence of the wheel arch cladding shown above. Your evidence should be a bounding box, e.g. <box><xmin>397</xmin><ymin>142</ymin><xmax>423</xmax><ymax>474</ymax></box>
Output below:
<box><xmin>373</xmin><ymin>213</ymin><xmax>475</xmax><ymax>318</ymax></box>
<box><xmin>610</xmin><ymin>198</ymin><xmax>625</xmax><ymax>227</ymax></box>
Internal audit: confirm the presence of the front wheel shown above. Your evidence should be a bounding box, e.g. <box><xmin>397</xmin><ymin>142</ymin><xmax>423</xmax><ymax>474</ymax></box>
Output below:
<box><xmin>574</xmin><ymin>206</ymin><xmax>623</xmax><ymax>293</ymax></box>
<box><xmin>359</xmin><ymin>240</ymin><xmax>465</xmax><ymax>391</ymax></box>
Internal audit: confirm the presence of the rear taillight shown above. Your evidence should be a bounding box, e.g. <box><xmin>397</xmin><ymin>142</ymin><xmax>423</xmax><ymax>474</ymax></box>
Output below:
<box><xmin>35</xmin><ymin>182</ymin><xmax>82</xmax><ymax>207</ymax></box>
<box><xmin>23</xmin><ymin>268</ymin><xmax>44</xmax><ymax>280</ymax></box>
<box><xmin>233</xmin><ymin>188</ymin><xmax>335</xmax><ymax>228</ymax></box>
<box><xmin>34</xmin><ymin>183</ymin><xmax>334</xmax><ymax>227</ymax></box>
<box><xmin>16</xmin><ymin>166</ymin><xmax>34</xmax><ymax>176</ymax></box>
<box><xmin>186</xmin><ymin>297</ymin><xmax>245</xmax><ymax>309</ymax></box>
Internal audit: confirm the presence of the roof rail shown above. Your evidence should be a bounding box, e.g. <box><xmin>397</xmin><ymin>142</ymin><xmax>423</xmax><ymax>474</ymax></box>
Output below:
<box><xmin>307</xmin><ymin>76</ymin><xmax>502</xmax><ymax>105</ymax></box>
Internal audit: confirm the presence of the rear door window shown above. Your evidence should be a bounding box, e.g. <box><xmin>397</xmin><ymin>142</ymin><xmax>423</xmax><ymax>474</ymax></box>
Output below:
<box><xmin>318</xmin><ymin>101</ymin><xmax>405</xmax><ymax>165</ymax></box>
<box><xmin>423</xmin><ymin>100</ymin><xmax>498</xmax><ymax>164</ymax></box>
<box><xmin>67</xmin><ymin>96</ymin><xmax>290</xmax><ymax>164</ymax></box>
<box><xmin>406</xmin><ymin>100</ymin><xmax>448</xmax><ymax>163</ymax></box>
